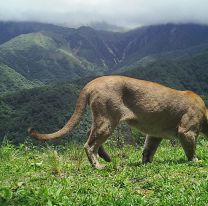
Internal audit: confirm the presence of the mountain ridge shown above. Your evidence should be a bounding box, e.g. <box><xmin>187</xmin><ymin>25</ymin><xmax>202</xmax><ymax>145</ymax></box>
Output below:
<box><xmin>0</xmin><ymin>21</ymin><xmax>208</xmax><ymax>90</ymax></box>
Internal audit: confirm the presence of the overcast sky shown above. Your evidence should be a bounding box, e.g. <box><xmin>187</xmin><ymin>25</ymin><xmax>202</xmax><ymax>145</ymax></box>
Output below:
<box><xmin>0</xmin><ymin>0</ymin><xmax>208</xmax><ymax>28</ymax></box>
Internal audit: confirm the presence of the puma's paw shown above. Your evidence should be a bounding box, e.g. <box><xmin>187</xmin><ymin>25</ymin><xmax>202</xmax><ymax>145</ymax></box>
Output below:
<box><xmin>95</xmin><ymin>163</ymin><xmax>106</xmax><ymax>170</ymax></box>
<box><xmin>191</xmin><ymin>157</ymin><xmax>202</xmax><ymax>163</ymax></box>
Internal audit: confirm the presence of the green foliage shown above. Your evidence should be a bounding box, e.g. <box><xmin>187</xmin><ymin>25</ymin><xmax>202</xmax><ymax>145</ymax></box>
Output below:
<box><xmin>0</xmin><ymin>63</ymin><xmax>42</xmax><ymax>94</ymax></box>
<box><xmin>1</xmin><ymin>22</ymin><xmax>208</xmax><ymax>145</ymax></box>
<box><xmin>0</xmin><ymin>32</ymin><xmax>105</xmax><ymax>83</ymax></box>
<box><xmin>1</xmin><ymin>22</ymin><xmax>208</xmax><ymax>85</ymax></box>
<box><xmin>46</xmin><ymin>148</ymin><xmax>62</xmax><ymax>175</ymax></box>
<box><xmin>0</xmin><ymin>82</ymin><xmax>91</xmax><ymax>144</ymax></box>
<box><xmin>131</xmin><ymin>127</ymin><xmax>146</xmax><ymax>146</ymax></box>
<box><xmin>0</xmin><ymin>32</ymin><xmax>57</xmax><ymax>51</ymax></box>
<box><xmin>1</xmin><ymin>140</ymin><xmax>208</xmax><ymax>205</ymax></box>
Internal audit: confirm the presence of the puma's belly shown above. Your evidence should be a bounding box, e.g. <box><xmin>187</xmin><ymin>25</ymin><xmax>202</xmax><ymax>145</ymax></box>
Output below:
<box><xmin>126</xmin><ymin>115</ymin><xmax>179</xmax><ymax>138</ymax></box>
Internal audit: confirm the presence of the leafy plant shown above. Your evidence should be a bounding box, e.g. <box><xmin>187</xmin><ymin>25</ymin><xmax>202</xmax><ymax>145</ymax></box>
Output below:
<box><xmin>1</xmin><ymin>140</ymin><xmax>208</xmax><ymax>205</ymax></box>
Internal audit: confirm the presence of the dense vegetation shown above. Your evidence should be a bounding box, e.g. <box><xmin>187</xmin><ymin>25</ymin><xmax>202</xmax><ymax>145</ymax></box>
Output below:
<box><xmin>1</xmin><ymin>139</ymin><xmax>208</xmax><ymax>205</ymax></box>
<box><xmin>1</xmin><ymin>21</ymin><xmax>208</xmax><ymax>206</ymax></box>
<box><xmin>0</xmin><ymin>81</ymin><xmax>92</xmax><ymax>143</ymax></box>
<box><xmin>0</xmin><ymin>32</ymin><xmax>100</xmax><ymax>83</ymax></box>
<box><xmin>0</xmin><ymin>21</ymin><xmax>208</xmax><ymax>144</ymax></box>
<box><xmin>1</xmin><ymin>22</ymin><xmax>208</xmax><ymax>84</ymax></box>
<box><xmin>0</xmin><ymin>63</ymin><xmax>42</xmax><ymax>94</ymax></box>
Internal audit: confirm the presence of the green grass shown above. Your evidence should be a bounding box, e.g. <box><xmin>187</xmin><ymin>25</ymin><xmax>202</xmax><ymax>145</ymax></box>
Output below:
<box><xmin>1</xmin><ymin>140</ymin><xmax>208</xmax><ymax>206</ymax></box>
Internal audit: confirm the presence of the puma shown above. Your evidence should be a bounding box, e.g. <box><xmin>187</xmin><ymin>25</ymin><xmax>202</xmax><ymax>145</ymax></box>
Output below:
<box><xmin>29</xmin><ymin>76</ymin><xmax>208</xmax><ymax>169</ymax></box>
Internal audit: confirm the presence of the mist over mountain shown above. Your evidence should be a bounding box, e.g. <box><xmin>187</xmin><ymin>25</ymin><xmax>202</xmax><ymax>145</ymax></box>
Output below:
<box><xmin>1</xmin><ymin>0</ymin><xmax>208</xmax><ymax>29</ymax></box>
<box><xmin>88</xmin><ymin>22</ymin><xmax>126</xmax><ymax>32</ymax></box>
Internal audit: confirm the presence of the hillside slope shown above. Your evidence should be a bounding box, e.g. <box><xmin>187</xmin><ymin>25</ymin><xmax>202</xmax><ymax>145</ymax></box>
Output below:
<box><xmin>0</xmin><ymin>63</ymin><xmax>42</xmax><ymax>94</ymax></box>
<box><xmin>118</xmin><ymin>50</ymin><xmax>208</xmax><ymax>95</ymax></box>
<box><xmin>0</xmin><ymin>32</ymin><xmax>102</xmax><ymax>82</ymax></box>
<box><xmin>1</xmin><ymin>22</ymin><xmax>208</xmax><ymax>81</ymax></box>
<box><xmin>0</xmin><ymin>80</ymin><xmax>92</xmax><ymax>143</ymax></box>
<box><xmin>120</xmin><ymin>24</ymin><xmax>208</xmax><ymax>63</ymax></box>
<box><xmin>1</xmin><ymin>22</ymin><xmax>208</xmax><ymax>143</ymax></box>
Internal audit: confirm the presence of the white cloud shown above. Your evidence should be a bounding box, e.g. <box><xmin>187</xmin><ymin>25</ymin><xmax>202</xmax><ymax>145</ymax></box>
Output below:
<box><xmin>0</xmin><ymin>0</ymin><xmax>208</xmax><ymax>28</ymax></box>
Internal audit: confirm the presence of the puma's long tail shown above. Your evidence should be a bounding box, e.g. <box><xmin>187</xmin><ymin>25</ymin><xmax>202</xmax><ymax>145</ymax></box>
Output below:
<box><xmin>28</xmin><ymin>88</ymin><xmax>89</xmax><ymax>141</ymax></box>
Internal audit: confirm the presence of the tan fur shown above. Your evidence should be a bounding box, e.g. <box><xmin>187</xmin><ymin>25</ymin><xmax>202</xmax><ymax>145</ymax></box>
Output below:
<box><xmin>29</xmin><ymin>76</ymin><xmax>208</xmax><ymax>169</ymax></box>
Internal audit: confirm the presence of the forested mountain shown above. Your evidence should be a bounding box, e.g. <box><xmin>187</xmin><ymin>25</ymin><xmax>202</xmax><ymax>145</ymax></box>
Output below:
<box><xmin>0</xmin><ymin>81</ymin><xmax>91</xmax><ymax>143</ymax></box>
<box><xmin>1</xmin><ymin>21</ymin><xmax>208</xmax><ymax>84</ymax></box>
<box><xmin>0</xmin><ymin>63</ymin><xmax>42</xmax><ymax>94</ymax></box>
<box><xmin>1</xmin><ymin>21</ymin><xmax>208</xmax><ymax>143</ymax></box>
<box><xmin>0</xmin><ymin>30</ymin><xmax>102</xmax><ymax>83</ymax></box>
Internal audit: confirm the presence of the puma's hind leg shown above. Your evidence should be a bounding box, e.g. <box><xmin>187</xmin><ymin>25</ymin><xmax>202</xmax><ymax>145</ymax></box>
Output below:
<box><xmin>98</xmin><ymin>145</ymin><xmax>111</xmax><ymax>162</ymax></box>
<box><xmin>178</xmin><ymin>113</ymin><xmax>200</xmax><ymax>162</ymax></box>
<box><xmin>178</xmin><ymin>128</ymin><xmax>198</xmax><ymax>162</ymax></box>
<box><xmin>87</xmin><ymin>129</ymin><xmax>111</xmax><ymax>162</ymax></box>
<box><xmin>142</xmin><ymin>135</ymin><xmax>162</xmax><ymax>164</ymax></box>
<box><xmin>84</xmin><ymin>118</ymin><xmax>116</xmax><ymax>169</ymax></box>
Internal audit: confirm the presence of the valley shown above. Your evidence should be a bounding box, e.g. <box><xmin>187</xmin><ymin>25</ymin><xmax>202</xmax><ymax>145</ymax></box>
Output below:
<box><xmin>0</xmin><ymin>21</ymin><xmax>208</xmax><ymax>143</ymax></box>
